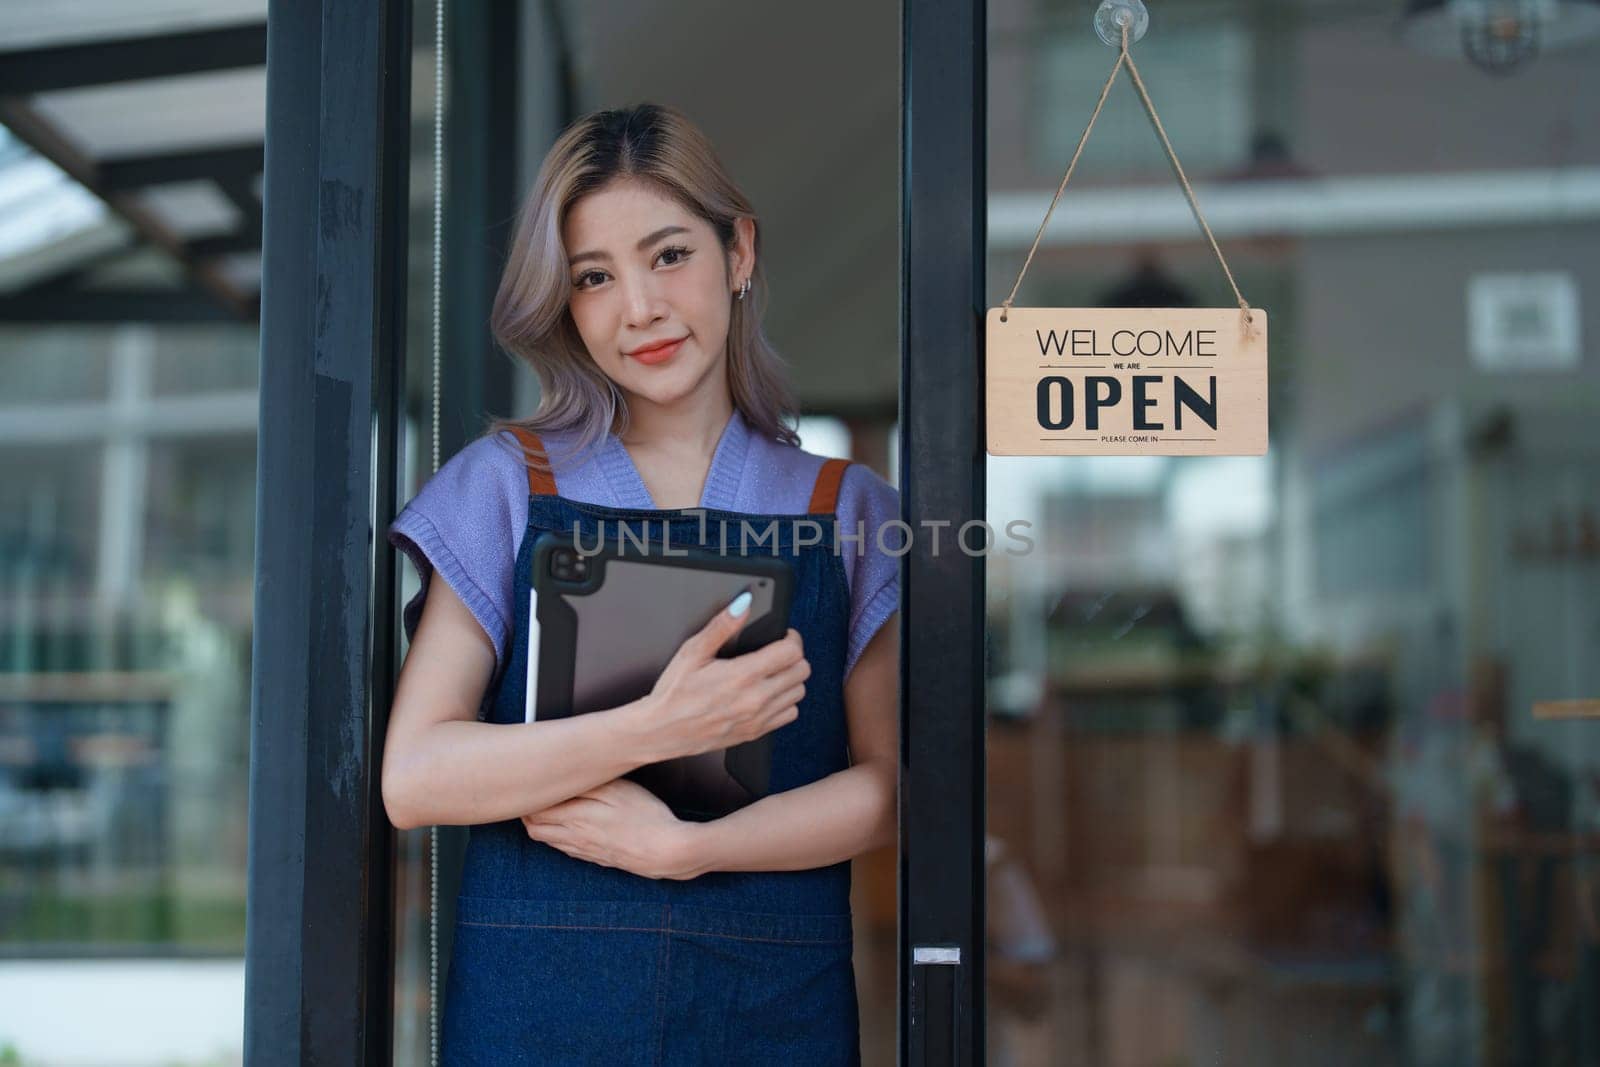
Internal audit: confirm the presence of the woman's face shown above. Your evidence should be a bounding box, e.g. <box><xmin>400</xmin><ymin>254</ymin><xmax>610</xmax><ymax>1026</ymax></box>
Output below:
<box><xmin>562</xmin><ymin>178</ymin><xmax>753</xmax><ymax>413</ymax></box>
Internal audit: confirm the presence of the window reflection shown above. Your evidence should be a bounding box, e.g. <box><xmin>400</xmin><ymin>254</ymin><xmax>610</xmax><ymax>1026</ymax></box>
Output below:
<box><xmin>984</xmin><ymin>5</ymin><xmax>1600</xmax><ymax>1065</ymax></box>
<box><xmin>0</xmin><ymin>326</ymin><xmax>254</xmax><ymax>959</ymax></box>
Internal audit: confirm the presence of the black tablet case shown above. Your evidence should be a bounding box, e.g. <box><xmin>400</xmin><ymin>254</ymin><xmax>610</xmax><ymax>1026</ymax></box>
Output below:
<box><xmin>527</xmin><ymin>530</ymin><xmax>794</xmax><ymax>821</ymax></box>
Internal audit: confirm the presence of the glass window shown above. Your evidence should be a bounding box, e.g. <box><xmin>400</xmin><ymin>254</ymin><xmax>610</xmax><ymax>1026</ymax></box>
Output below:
<box><xmin>143</xmin><ymin>437</ymin><xmax>258</xmax><ymax>587</ymax></box>
<box><xmin>0</xmin><ymin>334</ymin><xmax>253</xmax><ymax>962</ymax></box>
<box><xmin>149</xmin><ymin>326</ymin><xmax>260</xmax><ymax>397</ymax></box>
<box><xmin>0</xmin><ymin>326</ymin><xmax>111</xmax><ymax>407</ymax></box>
<box><xmin>985</xmin><ymin>7</ymin><xmax>1600</xmax><ymax>1065</ymax></box>
<box><xmin>1025</xmin><ymin>20</ymin><xmax>1251</xmax><ymax>182</ymax></box>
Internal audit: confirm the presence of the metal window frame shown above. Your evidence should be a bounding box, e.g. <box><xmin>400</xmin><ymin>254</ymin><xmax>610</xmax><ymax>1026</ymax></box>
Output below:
<box><xmin>427</xmin><ymin>0</ymin><xmax>529</xmax><ymax>1012</ymax></box>
<box><xmin>441</xmin><ymin>0</ymin><xmax>521</xmax><ymax>447</ymax></box>
<box><xmin>246</xmin><ymin>0</ymin><xmax>990</xmax><ymax>1061</ymax></box>
<box><xmin>901</xmin><ymin>0</ymin><xmax>988</xmax><ymax>1062</ymax></box>
<box><xmin>244</xmin><ymin>2</ymin><xmax>411</xmax><ymax>1063</ymax></box>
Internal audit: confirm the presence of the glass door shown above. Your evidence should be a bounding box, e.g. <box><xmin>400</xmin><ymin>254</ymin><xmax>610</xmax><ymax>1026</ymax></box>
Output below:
<box><xmin>981</xmin><ymin>3</ymin><xmax>1600</xmax><ymax>1065</ymax></box>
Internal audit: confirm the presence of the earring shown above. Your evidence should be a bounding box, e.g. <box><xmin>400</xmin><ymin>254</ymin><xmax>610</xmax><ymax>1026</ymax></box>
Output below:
<box><xmin>736</xmin><ymin>277</ymin><xmax>750</xmax><ymax>301</ymax></box>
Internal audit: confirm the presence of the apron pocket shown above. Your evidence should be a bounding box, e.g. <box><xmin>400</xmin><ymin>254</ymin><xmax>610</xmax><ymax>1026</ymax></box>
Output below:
<box><xmin>443</xmin><ymin>897</ymin><xmax>669</xmax><ymax>1065</ymax></box>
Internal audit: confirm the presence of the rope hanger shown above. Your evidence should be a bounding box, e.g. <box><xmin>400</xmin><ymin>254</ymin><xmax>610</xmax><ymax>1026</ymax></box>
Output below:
<box><xmin>998</xmin><ymin>18</ymin><xmax>1253</xmax><ymax>328</ymax></box>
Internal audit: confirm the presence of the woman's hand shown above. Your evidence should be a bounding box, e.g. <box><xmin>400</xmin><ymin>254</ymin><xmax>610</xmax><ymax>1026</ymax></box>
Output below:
<box><xmin>522</xmin><ymin>778</ymin><xmax>702</xmax><ymax>881</ymax></box>
<box><xmin>637</xmin><ymin>588</ymin><xmax>811</xmax><ymax>763</ymax></box>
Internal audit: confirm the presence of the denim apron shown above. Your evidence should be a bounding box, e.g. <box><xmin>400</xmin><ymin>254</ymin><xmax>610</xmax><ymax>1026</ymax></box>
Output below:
<box><xmin>439</xmin><ymin>431</ymin><xmax>862</xmax><ymax>1065</ymax></box>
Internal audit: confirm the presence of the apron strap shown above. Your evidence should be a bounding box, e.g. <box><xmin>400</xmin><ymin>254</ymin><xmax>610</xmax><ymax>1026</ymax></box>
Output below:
<box><xmin>508</xmin><ymin>426</ymin><xmax>557</xmax><ymax>496</ymax></box>
<box><xmin>807</xmin><ymin>457</ymin><xmax>851</xmax><ymax>515</ymax></box>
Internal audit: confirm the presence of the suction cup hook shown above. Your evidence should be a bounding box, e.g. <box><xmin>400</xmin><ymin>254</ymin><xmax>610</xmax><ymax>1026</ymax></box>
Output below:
<box><xmin>1094</xmin><ymin>0</ymin><xmax>1149</xmax><ymax>47</ymax></box>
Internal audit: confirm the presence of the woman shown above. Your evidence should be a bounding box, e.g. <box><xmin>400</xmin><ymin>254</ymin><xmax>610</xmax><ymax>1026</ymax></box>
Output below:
<box><xmin>383</xmin><ymin>103</ymin><xmax>900</xmax><ymax>1064</ymax></box>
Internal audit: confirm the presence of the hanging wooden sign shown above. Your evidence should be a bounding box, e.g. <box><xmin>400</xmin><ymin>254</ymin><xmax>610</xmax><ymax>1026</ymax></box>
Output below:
<box><xmin>986</xmin><ymin>13</ymin><xmax>1269</xmax><ymax>457</ymax></box>
<box><xmin>986</xmin><ymin>307</ymin><xmax>1267</xmax><ymax>456</ymax></box>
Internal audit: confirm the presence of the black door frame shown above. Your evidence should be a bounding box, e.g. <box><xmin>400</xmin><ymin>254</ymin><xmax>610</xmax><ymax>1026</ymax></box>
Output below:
<box><xmin>901</xmin><ymin>0</ymin><xmax>988</xmax><ymax>1061</ymax></box>
<box><xmin>245</xmin><ymin>1</ymin><xmax>410</xmax><ymax>1063</ymax></box>
<box><xmin>245</xmin><ymin>0</ymin><xmax>988</xmax><ymax>1062</ymax></box>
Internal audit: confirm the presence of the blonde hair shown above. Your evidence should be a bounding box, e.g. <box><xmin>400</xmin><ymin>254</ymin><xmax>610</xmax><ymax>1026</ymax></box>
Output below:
<box><xmin>486</xmin><ymin>103</ymin><xmax>801</xmax><ymax>478</ymax></box>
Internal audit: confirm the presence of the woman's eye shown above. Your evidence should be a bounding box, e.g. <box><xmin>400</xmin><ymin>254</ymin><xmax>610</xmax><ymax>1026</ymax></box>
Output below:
<box><xmin>573</xmin><ymin>247</ymin><xmax>690</xmax><ymax>290</ymax></box>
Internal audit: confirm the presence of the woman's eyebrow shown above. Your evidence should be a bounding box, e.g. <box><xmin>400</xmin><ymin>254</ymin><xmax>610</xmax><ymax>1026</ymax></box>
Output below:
<box><xmin>569</xmin><ymin>225</ymin><xmax>690</xmax><ymax>266</ymax></box>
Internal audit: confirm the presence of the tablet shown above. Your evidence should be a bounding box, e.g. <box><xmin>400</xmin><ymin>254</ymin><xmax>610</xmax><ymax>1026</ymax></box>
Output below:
<box><xmin>525</xmin><ymin>529</ymin><xmax>794</xmax><ymax>821</ymax></box>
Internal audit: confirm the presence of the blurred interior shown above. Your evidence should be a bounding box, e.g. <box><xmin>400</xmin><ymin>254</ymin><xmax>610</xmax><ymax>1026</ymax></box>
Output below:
<box><xmin>1</xmin><ymin>0</ymin><xmax>1598</xmax><ymax>1064</ymax></box>
<box><xmin>982</xmin><ymin>1</ymin><xmax>1600</xmax><ymax>1065</ymax></box>
<box><xmin>0</xmin><ymin>2</ymin><xmax>266</xmax><ymax>1062</ymax></box>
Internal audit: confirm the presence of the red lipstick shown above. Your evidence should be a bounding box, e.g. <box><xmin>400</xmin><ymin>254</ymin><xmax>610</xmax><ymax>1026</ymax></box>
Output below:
<box><xmin>626</xmin><ymin>337</ymin><xmax>685</xmax><ymax>365</ymax></box>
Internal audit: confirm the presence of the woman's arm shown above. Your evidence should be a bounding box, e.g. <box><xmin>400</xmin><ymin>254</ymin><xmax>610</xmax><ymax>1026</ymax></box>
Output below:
<box><xmin>674</xmin><ymin>611</ymin><xmax>900</xmax><ymax>876</ymax></box>
<box><xmin>385</xmin><ymin>573</ymin><xmax>804</xmax><ymax>830</ymax></box>
<box><xmin>381</xmin><ymin>576</ymin><xmax>663</xmax><ymax>829</ymax></box>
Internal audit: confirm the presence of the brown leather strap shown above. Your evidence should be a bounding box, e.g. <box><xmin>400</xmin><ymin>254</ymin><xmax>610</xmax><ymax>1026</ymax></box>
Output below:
<box><xmin>508</xmin><ymin>426</ymin><xmax>557</xmax><ymax>496</ymax></box>
<box><xmin>807</xmin><ymin>457</ymin><xmax>850</xmax><ymax>514</ymax></box>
